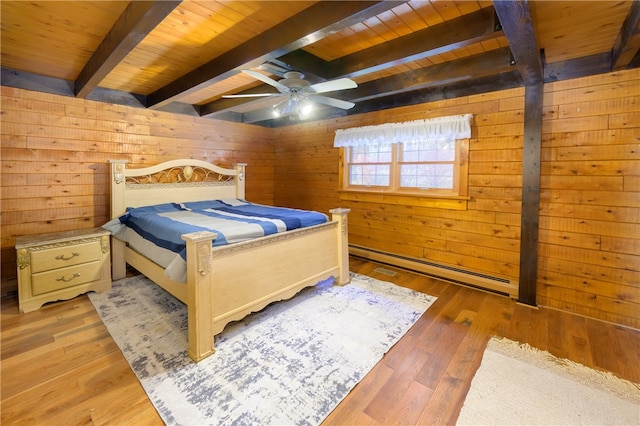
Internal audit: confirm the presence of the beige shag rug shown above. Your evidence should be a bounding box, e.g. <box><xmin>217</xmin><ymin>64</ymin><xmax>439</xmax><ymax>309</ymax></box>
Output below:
<box><xmin>457</xmin><ymin>337</ymin><xmax>640</xmax><ymax>425</ymax></box>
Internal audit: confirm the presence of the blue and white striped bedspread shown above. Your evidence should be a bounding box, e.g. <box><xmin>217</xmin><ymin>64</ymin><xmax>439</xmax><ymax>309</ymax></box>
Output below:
<box><xmin>103</xmin><ymin>199</ymin><xmax>328</xmax><ymax>282</ymax></box>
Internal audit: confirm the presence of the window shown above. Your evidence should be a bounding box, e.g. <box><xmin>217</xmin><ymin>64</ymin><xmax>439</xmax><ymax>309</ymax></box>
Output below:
<box><xmin>344</xmin><ymin>138</ymin><xmax>468</xmax><ymax>197</ymax></box>
<box><xmin>399</xmin><ymin>139</ymin><xmax>456</xmax><ymax>190</ymax></box>
<box><xmin>334</xmin><ymin>114</ymin><xmax>472</xmax><ymax>207</ymax></box>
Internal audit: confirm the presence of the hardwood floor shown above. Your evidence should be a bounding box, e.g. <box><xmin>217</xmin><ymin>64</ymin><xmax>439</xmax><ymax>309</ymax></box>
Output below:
<box><xmin>3</xmin><ymin>257</ymin><xmax>639</xmax><ymax>425</ymax></box>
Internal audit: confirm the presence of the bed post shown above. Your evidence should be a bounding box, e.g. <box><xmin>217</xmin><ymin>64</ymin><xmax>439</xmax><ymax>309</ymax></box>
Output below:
<box><xmin>330</xmin><ymin>208</ymin><xmax>351</xmax><ymax>285</ymax></box>
<box><xmin>108</xmin><ymin>159</ymin><xmax>128</xmax><ymax>280</ymax></box>
<box><xmin>235</xmin><ymin>163</ymin><xmax>247</xmax><ymax>199</ymax></box>
<box><xmin>182</xmin><ymin>231</ymin><xmax>217</xmax><ymax>362</ymax></box>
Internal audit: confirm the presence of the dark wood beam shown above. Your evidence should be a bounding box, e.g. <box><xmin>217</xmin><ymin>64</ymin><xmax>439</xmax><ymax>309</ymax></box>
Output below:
<box><xmin>146</xmin><ymin>1</ymin><xmax>406</xmax><ymax>109</ymax></box>
<box><xmin>495</xmin><ymin>0</ymin><xmax>543</xmax><ymax>305</ymax></box>
<box><xmin>2</xmin><ymin>68</ymin><xmax>74</xmax><ymax>97</ymax></box>
<box><xmin>544</xmin><ymin>52</ymin><xmax>611</xmax><ymax>82</ymax></box>
<box><xmin>201</xmin><ymin>89</ymin><xmax>280</xmax><ymax>115</ymax></box>
<box><xmin>349</xmin><ymin>70</ymin><xmax>522</xmax><ymax>116</ymax></box>
<box><xmin>278</xmin><ymin>7</ymin><xmax>501</xmax><ymax>80</ymax></box>
<box><xmin>493</xmin><ymin>0</ymin><xmax>543</xmax><ymax>85</ymax></box>
<box><xmin>200</xmin><ymin>7</ymin><xmax>505</xmax><ymax>120</ymax></box>
<box><xmin>518</xmin><ymin>82</ymin><xmax>543</xmax><ymax>306</ymax></box>
<box><xmin>630</xmin><ymin>49</ymin><xmax>640</xmax><ymax>68</ymax></box>
<box><xmin>611</xmin><ymin>0</ymin><xmax>640</xmax><ymax>70</ymax></box>
<box><xmin>323</xmin><ymin>7</ymin><xmax>502</xmax><ymax>79</ymax></box>
<box><xmin>75</xmin><ymin>1</ymin><xmax>181</xmax><ymax>98</ymax></box>
<box><xmin>349</xmin><ymin>47</ymin><xmax>515</xmax><ymax>102</ymax></box>
<box><xmin>1</xmin><ymin>67</ymin><xmax>146</xmax><ymax>108</ymax></box>
<box><xmin>275</xmin><ymin>50</ymin><xmax>333</xmax><ymax>80</ymax></box>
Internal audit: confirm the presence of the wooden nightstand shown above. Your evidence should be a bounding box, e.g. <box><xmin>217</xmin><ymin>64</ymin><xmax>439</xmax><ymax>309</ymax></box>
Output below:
<box><xmin>16</xmin><ymin>228</ymin><xmax>111</xmax><ymax>313</ymax></box>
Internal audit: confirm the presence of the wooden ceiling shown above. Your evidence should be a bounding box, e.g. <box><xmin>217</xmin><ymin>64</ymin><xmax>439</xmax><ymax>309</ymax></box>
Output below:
<box><xmin>2</xmin><ymin>1</ymin><xmax>638</xmax><ymax>127</ymax></box>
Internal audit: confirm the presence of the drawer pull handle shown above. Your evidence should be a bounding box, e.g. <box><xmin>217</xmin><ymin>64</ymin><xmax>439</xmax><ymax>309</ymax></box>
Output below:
<box><xmin>56</xmin><ymin>252</ymin><xmax>80</xmax><ymax>261</ymax></box>
<box><xmin>56</xmin><ymin>273</ymin><xmax>81</xmax><ymax>282</ymax></box>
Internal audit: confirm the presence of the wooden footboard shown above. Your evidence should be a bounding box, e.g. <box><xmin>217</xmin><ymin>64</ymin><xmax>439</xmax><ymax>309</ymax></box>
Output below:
<box><xmin>182</xmin><ymin>208</ymin><xmax>349</xmax><ymax>361</ymax></box>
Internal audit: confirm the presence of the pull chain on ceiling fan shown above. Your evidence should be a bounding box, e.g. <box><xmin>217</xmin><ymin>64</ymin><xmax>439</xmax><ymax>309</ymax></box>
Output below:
<box><xmin>223</xmin><ymin>70</ymin><xmax>357</xmax><ymax>118</ymax></box>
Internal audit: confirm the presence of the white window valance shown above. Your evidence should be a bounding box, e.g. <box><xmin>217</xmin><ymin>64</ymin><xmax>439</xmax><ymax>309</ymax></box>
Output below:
<box><xmin>333</xmin><ymin>113</ymin><xmax>473</xmax><ymax>147</ymax></box>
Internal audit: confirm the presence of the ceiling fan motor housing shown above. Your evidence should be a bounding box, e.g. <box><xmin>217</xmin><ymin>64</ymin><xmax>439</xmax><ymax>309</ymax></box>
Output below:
<box><xmin>281</xmin><ymin>71</ymin><xmax>310</xmax><ymax>91</ymax></box>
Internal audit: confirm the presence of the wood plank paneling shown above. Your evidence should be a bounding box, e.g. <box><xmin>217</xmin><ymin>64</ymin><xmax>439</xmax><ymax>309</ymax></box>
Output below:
<box><xmin>0</xmin><ymin>86</ymin><xmax>274</xmax><ymax>296</ymax></box>
<box><xmin>539</xmin><ymin>68</ymin><xmax>640</xmax><ymax>328</ymax></box>
<box><xmin>2</xmin><ymin>69</ymin><xmax>638</xmax><ymax>329</ymax></box>
<box><xmin>273</xmin><ymin>87</ymin><xmax>524</xmax><ymax>294</ymax></box>
<box><xmin>273</xmin><ymin>68</ymin><xmax>639</xmax><ymax>328</ymax></box>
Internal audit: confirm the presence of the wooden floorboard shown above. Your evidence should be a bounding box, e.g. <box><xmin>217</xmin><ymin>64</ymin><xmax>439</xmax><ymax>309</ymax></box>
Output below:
<box><xmin>2</xmin><ymin>257</ymin><xmax>639</xmax><ymax>425</ymax></box>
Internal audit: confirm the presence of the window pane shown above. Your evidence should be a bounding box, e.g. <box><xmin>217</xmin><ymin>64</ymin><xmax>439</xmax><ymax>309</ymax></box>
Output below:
<box><xmin>401</xmin><ymin>139</ymin><xmax>455</xmax><ymax>162</ymax></box>
<box><xmin>349</xmin><ymin>165</ymin><xmax>363</xmax><ymax>185</ymax></box>
<box><xmin>436</xmin><ymin>176</ymin><xmax>453</xmax><ymax>189</ymax></box>
<box><xmin>350</xmin><ymin>164</ymin><xmax>390</xmax><ymax>186</ymax></box>
<box><xmin>370</xmin><ymin>165</ymin><xmax>389</xmax><ymax>186</ymax></box>
<box><xmin>348</xmin><ymin>144</ymin><xmax>391</xmax><ymax>187</ymax></box>
<box><xmin>437</xmin><ymin>139</ymin><xmax>455</xmax><ymax>161</ymax></box>
<box><xmin>401</xmin><ymin>175</ymin><xmax>417</xmax><ymax>187</ymax></box>
<box><xmin>434</xmin><ymin>164</ymin><xmax>454</xmax><ymax>189</ymax></box>
<box><xmin>375</xmin><ymin>174</ymin><xmax>390</xmax><ymax>186</ymax></box>
<box><xmin>355</xmin><ymin>143</ymin><xmax>391</xmax><ymax>163</ymax></box>
<box><xmin>351</xmin><ymin>151</ymin><xmax>364</xmax><ymax>163</ymax></box>
<box><xmin>400</xmin><ymin>163</ymin><xmax>454</xmax><ymax>189</ymax></box>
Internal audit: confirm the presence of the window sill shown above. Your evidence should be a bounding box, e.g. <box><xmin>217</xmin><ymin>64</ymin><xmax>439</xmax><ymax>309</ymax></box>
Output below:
<box><xmin>338</xmin><ymin>189</ymin><xmax>469</xmax><ymax>210</ymax></box>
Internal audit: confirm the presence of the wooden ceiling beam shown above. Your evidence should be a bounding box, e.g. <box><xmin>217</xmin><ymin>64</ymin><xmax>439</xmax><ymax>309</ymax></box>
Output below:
<box><xmin>275</xmin><ymin>50</ymin><xmax>332</xmax><ymax>80</ymax></box>
<box><xmin>1</xmin><ymin>67</ymin><xmax>147</xmax><ymax>108</ymax></box>
<box><xmin>493</xmin><ymin>0</ymin><xmax>542</xmax><ymax>85</ymax></box>
<box><xmin>611</xmin><ymin>0</ymin><xmax>640</xmax><ymax>70</ymax></box>
<box><xmin>544</xmin><ymin>52</ymin><xmax>611</xmax><ymax>82</ymax></box>
<box><xmin>75</xmin><ymin>1</ymin><xmax>181</xmax><ymax>98</ymax></box>
<box><xmin>321</xmin><ymin>6</ymin><xmax>502</xmax><ymax>79</ymax></box>
<box><xmin>201</xmin><ymin>11</ymin><xmax>508</xmax><ymax>119</ymax></box>
<box><xmin>146</xmin><ymin>1</ymin><xmax>406</xmax><ymax>109</ymax></box>
<box><xmin>278</xmin><ymin>7</ymin><xmax>501</xmax><ymax>80</ymax></box>
<box><xmin>348</xmin><ymin>47</ymin><xmax>515</xmax><ymax>103</ymax></box>
<box><xmin>277</xmin><ymin>7</ymin><xmax>501</xmax><ymax>80</ymax></box>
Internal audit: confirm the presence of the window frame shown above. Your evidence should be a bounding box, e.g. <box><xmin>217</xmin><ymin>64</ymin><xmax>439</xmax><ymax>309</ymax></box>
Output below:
<box><xmin>341</xmin><ymin>138</ymin><xmax>469</xmax><ymax>199</ymax></box>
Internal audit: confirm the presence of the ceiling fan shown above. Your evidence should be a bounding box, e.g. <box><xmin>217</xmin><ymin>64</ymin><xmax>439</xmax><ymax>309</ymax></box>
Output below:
<box><xmin>223</xmin><ymin>70</ymin><xmax>357</xmax><ymax>118</ymax></box>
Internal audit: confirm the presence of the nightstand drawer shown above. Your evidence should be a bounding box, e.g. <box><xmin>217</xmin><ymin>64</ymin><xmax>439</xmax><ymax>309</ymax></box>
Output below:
<box><xmin>31</xmin><ymin>261</ymin><xmax>103</xmax><ymax>296</ymax></box>
<box><xmin>30</xmin><ymin>241</ymin><xmax>102</xmax><ymax>273</ymax></box>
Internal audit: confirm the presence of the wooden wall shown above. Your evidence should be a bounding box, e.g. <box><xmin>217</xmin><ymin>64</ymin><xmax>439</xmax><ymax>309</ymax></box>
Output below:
<box><xmin>273</xmin><ymin>89</ymin><xmax>525</xmax><ymax>293</ymax></box>
<box><xmin>538</xmin><ymin>69</ymin><xmax>639</xmax><ymax>328</ymax></box>
<box><xmin>0</xmin><ymin>86</ymin><xmax>275</xmax><ymax>296</ymax></box>
<box><xmin>1</xmin><ymin>68</ymin><xmax>638</xmax><ymax>329</ymax></box>
<box><xmin>273</xmin><ymin>68</ymin><xmax>639</xmax><ymax>329</ymax></box>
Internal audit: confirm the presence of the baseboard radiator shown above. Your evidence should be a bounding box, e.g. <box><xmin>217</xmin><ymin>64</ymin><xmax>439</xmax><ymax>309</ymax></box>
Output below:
<box><xmin>349</xmin><ymin>245</ymin><xmax>518</xmax><ymax>299</ymax></box>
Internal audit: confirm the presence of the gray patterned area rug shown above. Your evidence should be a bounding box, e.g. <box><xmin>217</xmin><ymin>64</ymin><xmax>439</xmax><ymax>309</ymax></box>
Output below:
<box><xmin>89</xmin><ymin>273</ymin><xmax>436</xmax><ymax>426</ymax></box>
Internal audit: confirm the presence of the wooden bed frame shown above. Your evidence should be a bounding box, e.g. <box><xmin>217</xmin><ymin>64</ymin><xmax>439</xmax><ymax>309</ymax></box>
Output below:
<box><xmin>107</xmin><ymin>159</ymin><xmax>350</xmax><ymax>362</ymax></box>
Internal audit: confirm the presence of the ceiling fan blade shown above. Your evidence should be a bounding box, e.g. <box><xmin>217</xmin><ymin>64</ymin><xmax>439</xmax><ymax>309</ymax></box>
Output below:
<box><xmin>222</xmin><ymin>93</ymin><xmax>283</xmax><ymax>98</ymax></box>
<box><xmin>242</xmin><ymin>70</ymin><xmax>290</xmax><ymax>93</ymax></box>
<box><xmin>308</xmin><ymin>78</ymin><xmax>357</xmax><ymax>94</ymax></box>
<box><xmin>308</xmin><ymin>95</ymin><xmax>355</xmax><ymax>110</ymax></box>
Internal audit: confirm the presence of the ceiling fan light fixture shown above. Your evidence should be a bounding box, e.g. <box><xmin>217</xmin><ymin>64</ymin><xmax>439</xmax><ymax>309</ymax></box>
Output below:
<box><xmin>273</xmin><ymin>97</ymin><xmax>295</xmax><ymax>117</ymax></box>
<box><xmin>273</xmin><ymin>93</ymin><xmax>313</xmax><ymax>118</ymax></box>
<box><xmin>297</xmin><ymin>99</ymin><xmax>313</xmax><ymax>117</ymax></box>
